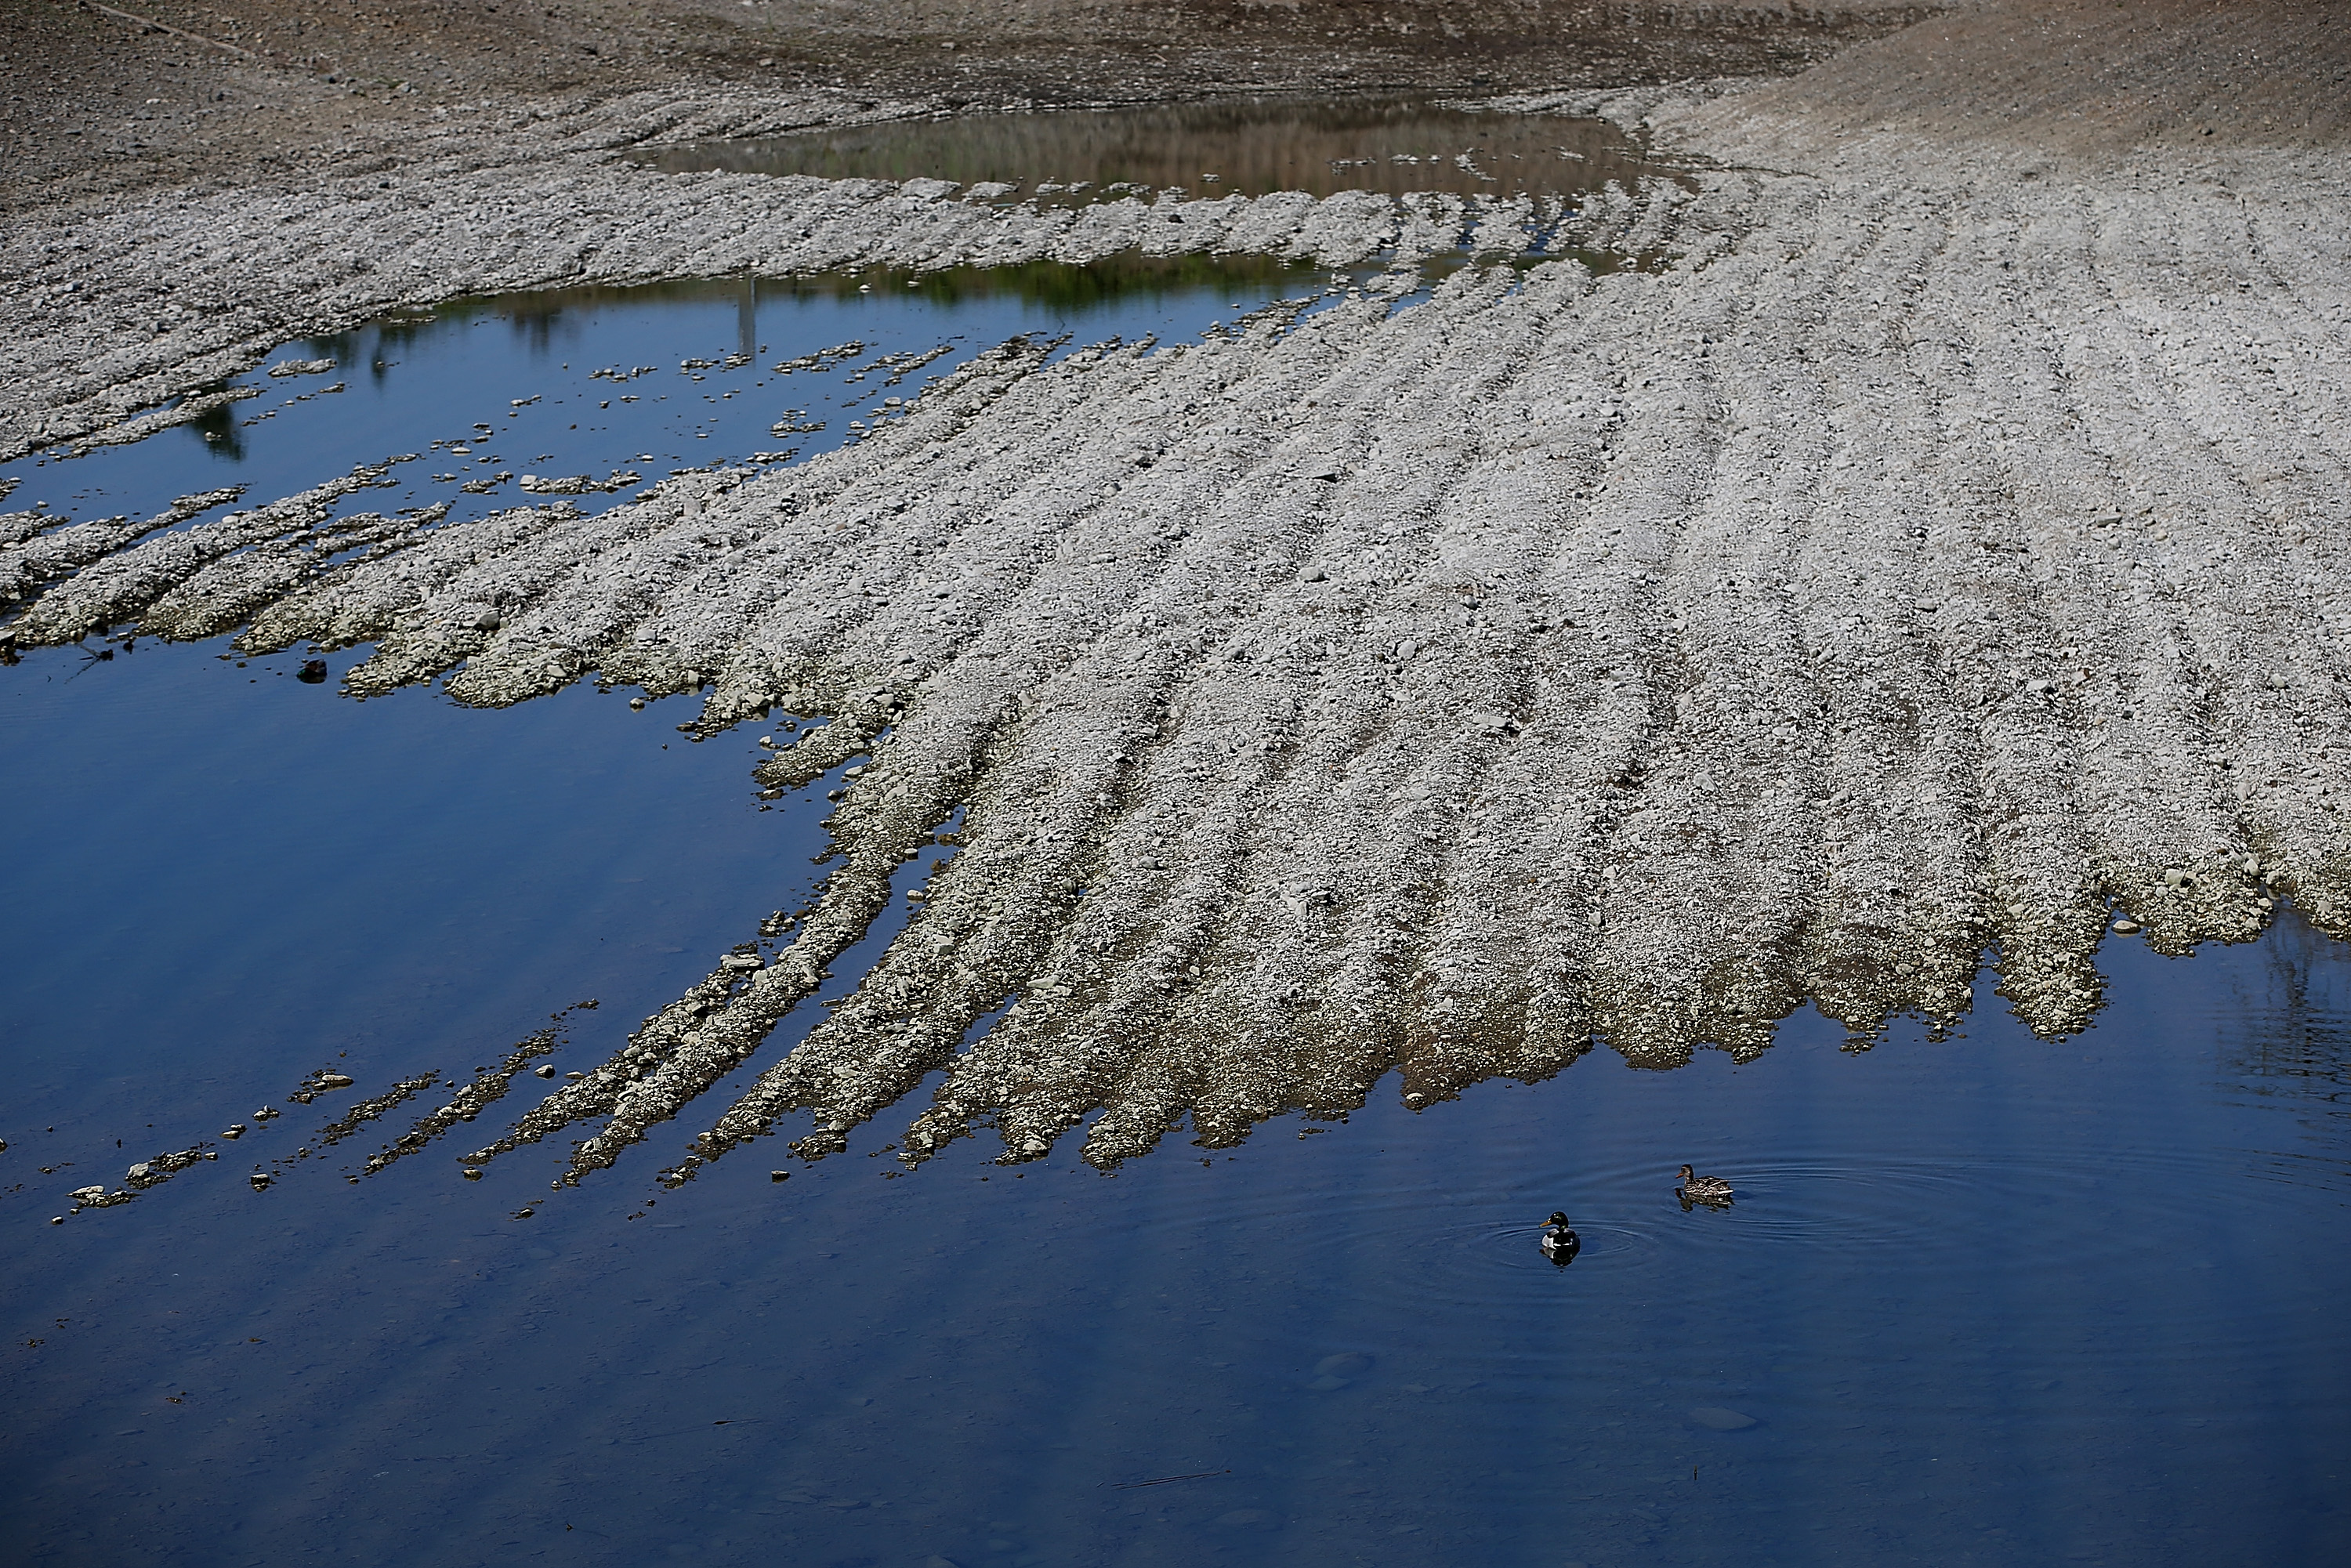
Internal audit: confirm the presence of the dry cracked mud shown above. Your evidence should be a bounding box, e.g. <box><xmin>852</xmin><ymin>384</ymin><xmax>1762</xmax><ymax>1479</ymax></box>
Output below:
<box><xmin>6</xmin><ymin>0</ymin><xmax>2347</xmax><ymax>1186</ymax></box>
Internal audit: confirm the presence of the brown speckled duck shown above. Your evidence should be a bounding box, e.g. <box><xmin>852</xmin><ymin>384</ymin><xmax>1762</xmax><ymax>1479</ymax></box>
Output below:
<box><xmin>1678</xmin><ymin>1164</ymin><xmax>1734</xmax><ymax>1203</ymax></box>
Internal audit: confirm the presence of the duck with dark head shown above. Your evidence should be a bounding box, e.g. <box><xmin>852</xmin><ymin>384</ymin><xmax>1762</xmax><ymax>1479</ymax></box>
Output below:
<box><xmin>1539</xmin><ymin>1211</ymin><xmax>1579</xmax><ymax>1266</ymax></box>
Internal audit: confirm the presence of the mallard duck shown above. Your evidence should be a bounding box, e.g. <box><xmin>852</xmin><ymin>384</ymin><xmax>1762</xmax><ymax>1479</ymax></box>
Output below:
<box><xmin>1540</xmin><ymin>1211</ymin><xmax>1580</xmax><ymax>1262</ymax></box>
<box><xmin>1677</xmin><ymin>1164</ymin><xmax>1733</xmax><ymax>1203</ymax></box>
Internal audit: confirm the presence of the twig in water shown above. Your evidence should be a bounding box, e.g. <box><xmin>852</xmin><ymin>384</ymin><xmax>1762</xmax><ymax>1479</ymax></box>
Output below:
<box><xmin>1108</xmin><ymin>1468</ymin><xmax>1231</xmax><ymax>1490</ymax></box>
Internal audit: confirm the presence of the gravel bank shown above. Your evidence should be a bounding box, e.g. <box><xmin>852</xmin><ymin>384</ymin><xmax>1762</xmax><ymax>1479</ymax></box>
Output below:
<box><xmin>5</xmin><ymin>1</ymin><xmax>2346</xmax><ymax>1181</ymax></box>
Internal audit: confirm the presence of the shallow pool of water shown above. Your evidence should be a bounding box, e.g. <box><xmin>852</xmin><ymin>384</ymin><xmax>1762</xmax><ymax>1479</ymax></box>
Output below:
<box><xmin>2</xmin><ymin>253</ymin><xmax>1337</xmax><ymax>538</ymax></box>
<box><xmin>633</xmin><ymin>97</ymin><xmax>1679</xmax><ymax>205</ymax></box>
<box><xmin>2</xmin><ymin>636</ymin><xmax>2346</xmax><ymax>1567</ymax></box>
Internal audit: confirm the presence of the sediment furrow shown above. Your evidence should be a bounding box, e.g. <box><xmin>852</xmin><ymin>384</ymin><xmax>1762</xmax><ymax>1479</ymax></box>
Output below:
<box><xmin>602</xmin><ymin>707</ymin><xmax>995</xmax><ymax>1174</ymax></box>
<box><xmin>627</xmin><ymin>345</ymin><xmax>1070</xmax><ymax>707</ymax></box>
<box><xmin>1064</xmin><ymin>707</ymin><xmax>1325</xmax><ymax>1164</ymax></box>
<box><xmin>1558</xmin><ymin>322</ymin><xmax>1778</xmax><ymax>1062</ymax></box>
<box><xmin>363</xmin><ymin>1021</ymin><xmax>568</xmax><ymax>1177</ymax></box>
<box><xmin>442</xmin><ymin>479</ymin><xmax>773</xmax><ymax>707</ymax></box>
<box><xmin>237</xmin><ymin>496</ymin><xmax>578</xmax><ymax>655</ymax></box>
<box><xmin>3</xmin><ymin>467</ymin><xmax>404</xmax><ymax>647</ymax></box>
<box><xmin>1353</xmin><ymin>280</ymin><xmax>1633</xmax><ymax>1089</ymax></box>
<box><xmin>0</xmin><ymin>487</ymin><xmax>242</xmax><ymax>611</ymax></box>
<box><xmin>439</xmin><ymin>483</ymin><xmax>770</xmax><ymax>693</ymax></box>
<box><xmin>313</xmin><ymin>1074</ymin><xmax>440</xmax><ymax>1148</ymax></box>
<box><xmin>1997</xmin><ymin>189</ymin><xmax>2302</xmax><ymax>951</ymax></box>
<box><xmin>141</xmin><ymin>509</ymin><xmax>429</xmax><ymax>644</ymax></box>
<box><xmin>468</xmin><ymin>970</ymin><xmax>732</xmax><ymax>1168</ymax></box>
<box><xmin>830</xmin><ymin>281</ymin><xmax>1555</xmax><ymax>1160</ymax></box>
<box><xmin>1792</xmin><ymin>320</ymin><xmax>1985</xmax><ymax>1036</ymax></box>
<box><xmin>763</xmin><ymin>676</ymin><xmax>1162</xmax><ymax>1163</ymax></box>
<box><xmin>1168</xmin><ymin>284</ymin><xmax>1570</xmax><ymax>1110</ymax></box>
<box><xmin>324</xmin><ymin>501</ymin><xmax>591</xmax><ymax>694</ymax></box>
<box><xmin>780</xmin><ymin>689</ymin><xmax>1177</xmax><ymax>1167</ymax></box>
<box><xmin>986</xmin><ymin>680</ymin><xmax>1321</xmax><ymax>1161</ymax></box>
<box><xmin>1066</xmin><ymin>271</ymin><xmax>1602</xmax><ymax>1133</ymax></box>
<box><xmin>890</xmin><ymin>447</ymin><xmax>1404</xmax><ymax>1154</ymax></box>
<box><xmin>1881</xmin><ymin>206</ymin><xmax>2105</xmax><ymax>1034</ymax></box>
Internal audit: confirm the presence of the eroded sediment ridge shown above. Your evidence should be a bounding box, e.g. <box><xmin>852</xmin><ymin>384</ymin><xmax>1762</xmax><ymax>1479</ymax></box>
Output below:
<box><xmin>5</xmin><ymin>55</ymin><xmax>2349</xmax><ymax>1186</ymax></box>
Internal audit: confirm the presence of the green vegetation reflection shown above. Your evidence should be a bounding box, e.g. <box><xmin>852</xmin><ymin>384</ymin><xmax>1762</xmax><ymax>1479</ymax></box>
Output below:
<box><xmin>406</xmin><ymin>253</ymin><xmax>1333</xmax><ymax>339</ymax></box>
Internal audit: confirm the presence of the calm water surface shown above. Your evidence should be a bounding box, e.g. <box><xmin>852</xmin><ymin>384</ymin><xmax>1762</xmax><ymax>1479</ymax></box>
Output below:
<box><xmin>2</xmin><ymin>254</ymin><xmax>1338</xmax><ymax>535</ymax></box>
<box><xmin>632</xmin><ymin>98</ymin><xmax>1678</xmax><ymax>204</ymax></box>
<box><xmin>1</xmin><ymin>633</ymin><xmax>2346</xmax><ymax>1568</ymax></box>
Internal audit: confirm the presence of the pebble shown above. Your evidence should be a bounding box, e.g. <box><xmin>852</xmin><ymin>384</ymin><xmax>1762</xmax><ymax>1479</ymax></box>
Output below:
<box><xmin>535</xmin><ymin>1064</ymin><xmax>557</xmax><ymax>1077</ymax></box>
<box><xmin>317</xmin><ymin>1072</ymin><xmax>354</xmax><ymax>1088</ymax></box>
<box><xmin>2111</xmin><ymin>918</ymin><xmax>2142</xmax><ymax>932</ymax></box>
<box><xmin>223</xmin><ymin>1125</ymin><xmax>243</xmax><ymax>1139</ymax></box>
<box><xmin>770</xmin><ymin>1170</ymin><xmax>791</xmax><ymax>1182</ymax></box>
<box><xmin>629</xmin><ymin>697</ymin><xmax>646</xmax><ymax>710</ymax></box>
<box><xmin>249</xmin><ymin>1172</ymin><xmax>273</xmax><ymax>1189</ymax></box>
<box><xmin>462</xmin><ymin>1168</ymin><xmax>484</xmax><ymax>1180</ymax></box>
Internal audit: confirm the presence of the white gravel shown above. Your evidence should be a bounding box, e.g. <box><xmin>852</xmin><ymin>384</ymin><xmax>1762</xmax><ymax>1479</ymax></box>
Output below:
<box><xmin>4</xmin><ymin>53</ymin><xmax>2346</xmax><ymax>1180</ymax></box>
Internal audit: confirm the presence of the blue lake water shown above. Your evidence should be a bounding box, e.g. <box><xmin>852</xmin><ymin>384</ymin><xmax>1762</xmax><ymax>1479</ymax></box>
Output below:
<box><xmin>3</xmin><ymin>273</ymin><xmax>2349</xmax><ymax>1567</ymax></box>
<box><xmin>4</xmin><ymin>254</ymin><xmax>1339</xmax><ymax>536</ymax></box>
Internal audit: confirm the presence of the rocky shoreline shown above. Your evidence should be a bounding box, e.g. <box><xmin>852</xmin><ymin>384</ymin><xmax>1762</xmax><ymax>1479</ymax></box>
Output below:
<box><xmin>6</xmin><ymin>0</ymin><xmax>2348</xmax><ymax>1180</ymax></box>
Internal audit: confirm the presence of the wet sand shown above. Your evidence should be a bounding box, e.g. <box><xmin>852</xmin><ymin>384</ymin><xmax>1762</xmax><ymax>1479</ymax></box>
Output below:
<box><xmin>5</xmin><ymin>1</ymin><xmax>2348</xmax><ymax>1173</ymax></box>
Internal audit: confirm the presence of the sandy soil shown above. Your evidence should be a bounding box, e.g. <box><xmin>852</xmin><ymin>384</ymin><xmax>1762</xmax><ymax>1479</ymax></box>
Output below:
<box><xmin>5</xmin><ymin>0</ymin><xmax>2348</xmax><ymax>1178</ymax></box>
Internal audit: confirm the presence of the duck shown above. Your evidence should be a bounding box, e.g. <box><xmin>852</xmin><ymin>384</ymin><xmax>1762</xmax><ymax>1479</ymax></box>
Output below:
<box><xmin>1539</xmin><ymin>1211</ymin><xmax>1580</xmax><ymax>1263</ymax></box>
<box><xmin>1677</xmin><ymin>1164</ymin><xmax>1733</xmax><ymax>1204</ymax></box>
